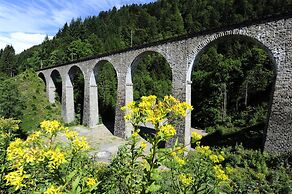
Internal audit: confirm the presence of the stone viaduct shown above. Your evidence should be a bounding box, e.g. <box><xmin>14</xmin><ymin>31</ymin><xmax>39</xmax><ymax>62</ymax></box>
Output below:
<box><xmin>38</xmin><ymin>15</ymin><xmax>292</xmax><ymax>153</ymax></box>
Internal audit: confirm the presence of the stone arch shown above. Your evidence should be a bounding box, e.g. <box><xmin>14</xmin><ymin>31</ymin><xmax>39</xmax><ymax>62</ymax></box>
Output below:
<box><xmin>37</xmin><ymin>72</ymin><xmax>46</xmax><ymax>85</ymax></box>
<box><xmin>126</xmin><ymin>50</ymin><xmax>171</xmax><ymax>84</ymax></box>
<box><xmin>68</xmin><ymin>65</ymin><xmax>85</xmax><ymax>124</ymax></box>
<box><xmin>93</xmin><ymin>60</ymin><xmax>118</xmax><ymax>134</ymax></box>
<box><xmin>127</xmin><ymin>50</ymin><xmax>173</xmax><ymax>100</ymax></box>
<box><xmin>50</xmin><ymin>69</ymin><xmax>62</xmax><ymax>103</ymax></box>
<box><xmin>125</xmin><ymin>50</ymin><xmax>173</xmax><ymax>138</ymax></box>
<box><xmin>187</xmin><ymin>34</ymin><xmax>277</xmax><ymax>82</ymax></box>
<box><xmin>186</xmin><ymin>34</ymin><xmax>278</xmax><ymax>149</ymax></box>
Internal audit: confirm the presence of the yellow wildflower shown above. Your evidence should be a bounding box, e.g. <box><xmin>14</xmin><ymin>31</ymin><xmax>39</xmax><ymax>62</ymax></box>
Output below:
<box><xmin>218</xmin><ymin>154</ymin><xmax>225</xmax><ymax>162</ymax></box>
<box><xmin>140</xmin><ymin>141</ymin><xmax>147</xmax><ymax>149</ymax></box>
<box><xmin>191</xmin><ymin>131</ymin><xmax>202</xmax><ymax>142</ymax></box>
<box><xmin>158</xmin><ymin>124</ymin><xmax>176</xmax><ymax>138</ymax></box>
<box><xmin>45</xmin><ymin>149</ymin><xmax>67</xmax><ymax>169</ymax></box>
<box><xmin>170</xmin><ymin>151</ymin><xmax>176</xmax><ymax>157</ymax></box>
<box><xmin>72</xmin><ymin>136</ymin><xmax>90</xmax><ymax>151</ymax></box>
<box><xmin>40</xmin><ymin>120</ymin><xmax>64</xmax><ymax>134</ymax></box>
<box><xmin>44</xmin><ymin>185</ymin><xmax>62</xmax><ymax>194</ymax></box>
<box><xmin>86</xmin><ymin>177</ymin><xmax>97</xmax><ymax>187</ymax></box>
<box><xmin>174</xmin><ymin>156</ymin><xmax>186</xmax><ymax>166</ymax></box>
<box><xmin>5</xmin><ymin>168</ymin><xmax>29</xmax><ymax>190</ymax></box>
<box><xmin>178</xmin><ymin>173</ymin><xmax>193</xmax><ymax>186</ymax></box>
<box><xmin>213</xmin><ymin>165</ymin><xmax>229</xmax><ymax>181</ymax></box>
<box><xmin>65</xmin><ymin>130</ymin><xmax>78</xmax><ymax>140</ymax></box>
<box><xmin>209</xmin><ymin>154</ymin><xmax>220</xmax><ymax>163</ymax></box>
<box><xmin>131</xmin><ymin>131</ymin><xmax>139</xmax><ymax>138</ymax></box>
<box><xmin>26</xmin><ymin>131</ymin><xmax>41</xmax><ymax>143</ymax></box>
<box><xmin>195</xmin><ymin>145</ymin><xmax>212</xmax><ymax>156</ymax></box>
<box><xmin>7</xmin><ymin>138</ymin><xmax>25</xmax><ymax>167</ymax></box>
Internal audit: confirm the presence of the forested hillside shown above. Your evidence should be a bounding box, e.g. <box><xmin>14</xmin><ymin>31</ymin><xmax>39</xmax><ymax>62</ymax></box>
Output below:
<box><xmin>0</xmin><ymin>0</ymin><xmax>290</xmax><ymax>73</ymax></box>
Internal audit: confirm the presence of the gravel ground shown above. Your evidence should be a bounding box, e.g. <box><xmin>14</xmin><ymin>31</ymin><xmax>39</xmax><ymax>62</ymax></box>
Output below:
<box><xmin>56</xmin><ymin>124</ymin><xmax>207</xmax><ymax>163</ymax></box>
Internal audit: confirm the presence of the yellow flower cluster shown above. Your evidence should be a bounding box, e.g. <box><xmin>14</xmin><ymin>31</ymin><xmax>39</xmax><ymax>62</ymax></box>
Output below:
<box><xmin>44</xmin><ymin>185</ymin><xmax>62</xmax><ymax>194</ymax></box>
<box><xmin>26</xmin><ymin>131</ymin><xmax>42</xmax><ymax>143</ymax></box>
<box><xmin>174</xmin><ymin>156</ymin><xmax>186</xmax><ymax>166</ymax></box>
<box><xmin>4</xmin><ymin>168</ymin><xmax>29</xmax><ymax>190</ymax></box>
<box><xmin>191</xmin><ymin>131</ymin><xmax>202</xmax><ymax>142</ymax></box>
<box><xmin>7</xmin><ymin>138</ymin><xmax>45</xmax><ymax>168</ymax></box>
<box><xmin>195</xmin><ymin>145</ymin><xmax>212</xmax><ymax>156</ymax></box>
<box><xmin>40</xmin><ymin>120</ymin><xmax>64</xmax><ymax>135</ymax></box>
<box><xmin>122</xmin><ymin>95</ymin><xmax>193</xmax><ymax>128</ymax></box>
<box><xmin>65</xmin><ymin>130</ymin><xmax>78</xmax><ymax>140</ymax></box>
<box><xmin>86</xmin><ymin>177</ymin><xmax>97</xmax><ymax>187</ymax></box>
<box><xmin>213</xmin><ymin>165</ymin><xmax>229</xmax><ymax>181</ymax></box>
<box><xmin>158</xmin><ymin>124</ymin><xmax>176</xmax><ymax>138</ymax></box>
<box><xmin>178</xmin><ymin>173</ymin><xmax>193</xmax><ymax>186</ymax></box>
<box><xmin>72</xmin><ymin>136</ymin><xmax>90</xmax><ymax>151</ymax></box>
<box><xmin>45</xmin><ymin>149</ymin><xmax>67</xmax><ymax>169</ymax></box>
<box><xmin>209</xmin><ymin>154</ymin><xmax>225</xmax><ymax>163</ymax></box>
<box><xmin>140</xmin><ymin>141</ymin><xmax>147</xmax><ymax>150</ymax></box>
<box><xmin>131</xmin><ymin>131</ymin><xmax>139</xmax><ymax>138</ymax></box>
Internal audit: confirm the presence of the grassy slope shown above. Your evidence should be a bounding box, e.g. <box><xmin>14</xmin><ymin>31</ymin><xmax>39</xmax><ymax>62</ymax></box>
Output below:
<box><xmin>2</xmin><ymin>70</ymin><xmax>62</xmax><ymax>133</ymax></box>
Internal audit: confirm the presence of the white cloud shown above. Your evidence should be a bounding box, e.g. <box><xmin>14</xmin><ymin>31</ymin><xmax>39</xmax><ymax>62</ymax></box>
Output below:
<box><xmin>0</xmin><ymin>32</ymin><xmax>53</xmax><ymax>54</ymax></box>
<box><xmin>0</xmin><ymin>0</ymin><xmax>155</xmax><ymax>53</ymax></box>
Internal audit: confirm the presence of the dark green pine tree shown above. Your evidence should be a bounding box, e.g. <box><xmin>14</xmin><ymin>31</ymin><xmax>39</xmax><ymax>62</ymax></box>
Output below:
<box><xmin>0</xmin><ymin>45</ymin><xmax>16</xmax><ymax>77</ymax></box>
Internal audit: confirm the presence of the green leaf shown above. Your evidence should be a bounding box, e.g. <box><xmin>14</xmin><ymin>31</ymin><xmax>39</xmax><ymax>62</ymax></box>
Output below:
<box><xmin>72</xmin><ymin>176</ymin><xmax>81</xmax><ymax>191</ymax></box>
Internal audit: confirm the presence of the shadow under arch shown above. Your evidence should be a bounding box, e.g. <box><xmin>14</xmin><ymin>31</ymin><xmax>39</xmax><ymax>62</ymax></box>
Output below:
<box><xmin>93</xmin><ymin>60</ymin><xmax>118</xmax><ymax>134</ymax></box>
<box><xmin>37</xmin><ymin>72</ymin><xmax>46</xmax><ymax>92</ymax></box>
<box><xmin>68</xmin><ymin>65</ymin><xmax>85</xmax><ymax>125</ymax></box>
<box><xmin>187</xmin><ymin>34</ymin><xmax>277</xmax><ymax>150</ymax></box>
<box><xmin>127</xmin><ymin>50</ymin><xmax>173</xmax><ymax>143</ymax></box>
<box><xmin>50</xmin><ymin>69</ymin><xmax>62</xmax><ymax>103</ymax></box>
<box><xmin>38</xmin><ymin>72</ymin><xmax>46</xmax><ymax>85</ymax></box>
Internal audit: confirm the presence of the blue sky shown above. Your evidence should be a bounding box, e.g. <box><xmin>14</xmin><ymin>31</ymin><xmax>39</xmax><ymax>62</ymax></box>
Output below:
<box><xmin>0</xmin><ymin>0</ymin><xmax>155</xmax><ymax>53</ymax></box>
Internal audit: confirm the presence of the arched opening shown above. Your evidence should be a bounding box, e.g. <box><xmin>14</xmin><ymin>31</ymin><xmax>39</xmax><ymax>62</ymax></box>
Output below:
<box><xmin>68</xmin><ymin>66</ymin><xmax>85</xmax><ymax>125</ymax></box>
<box><xmin>129</xmin><ymin>51</ymin><xmax>172</xmax><ymax>141</ymax></box>
<box><xmin>131</xmin><ymin>51</ymin><xmax>172</xmax><ymax>101</ymax></box>
<box><xmin>93</xmin><ymin>60</ymin><xmax>118</xmax><ymax>134</ymax></box>
<box><xmin>51</xmin><ymin>70</ymin><xmax>62</xmax><ymax>103</ymax></box>
<box><xmin>38</xmin><ymin>72</ymin><xmax>46</xmax><ymax>85</ymax></box>
<box><xmin>189</xmin><ymin>35</ymin><xmax>276</xmax><ymax>149</ymax></box>
<box><xmin>38</xmin><ymin>72</ymin><xmax>46</xmax><ymax>92</ymax></box>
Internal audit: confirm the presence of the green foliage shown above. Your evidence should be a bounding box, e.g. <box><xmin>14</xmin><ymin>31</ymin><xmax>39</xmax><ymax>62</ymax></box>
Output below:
<box><xmin>222</xmin><ymin>146</ymin><xmax>292</xmax><ymax>193</ymax></box>
<box><xmin>0</xmin><ymin>97</ymin><xmax>290</xmax><ymax>193</ymax></box>
<box><xmin>1</xmin><ymin>120</ymin><xmax>100</xmax><ymax>193</ymax></box>
<box><xmin>96</xmin><ymin>62</ymin><xmax>117</xmax><ymax>122</ymax></box>
<box><xmin>133</xmin><ymin>54</ymin><xmax>172</xmax><ymax>101</ymax></box>
<box><xmin>100</xmin><ymin>95</ymin><xmax>228</xmax><ymax>193</ymax></box>
<box><xmin>0</xmin><ymin>45</ymin><xmax>16</xmax><ymax>77</ymax></box>
<box><xmin>0</xmin><ymin>70</ymin><xmax>61</xmax><ymax>134</ymax></box>
<box><xmin>191</xmin><ymin>39</ymin><xmax>275</xmax><ymax>139</ymax></box>
<box><xmin>0</xmin><ymin>118</ymin><xmax>21</xmax><ymax>190</ymax></box>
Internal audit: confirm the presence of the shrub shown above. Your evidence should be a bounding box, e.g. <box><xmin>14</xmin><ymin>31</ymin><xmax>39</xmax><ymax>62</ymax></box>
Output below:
<box><xmin>100</xmin><ymin>95</ymin><xmax>229</xmax><ymax>193</ymax></box>
<box><xmin>2</xmin><ymin>120</ymin><xmax>100</xmax><ymax>193</ymax></box>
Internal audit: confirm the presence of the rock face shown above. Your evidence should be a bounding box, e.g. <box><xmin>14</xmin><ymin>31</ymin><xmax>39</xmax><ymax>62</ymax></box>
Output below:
<box><xmin>38</xmin><ymin>16</ymin><xmax>292</xmax><ymax>153</ymax></box>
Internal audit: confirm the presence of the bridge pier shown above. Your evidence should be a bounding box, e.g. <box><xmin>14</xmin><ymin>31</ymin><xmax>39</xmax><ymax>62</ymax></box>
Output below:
<box><xmin>44</xmin><ymin>74</ymin><xmax>56</xmax><ymax>104</ymax></box>
<box><xmin>61</xmin><ymin>74</ymin><xmax>75</xmax><ymax>123</ymax></box>
<box><xmin>82</xmin><ymin>71</ymin><xmax>99</xmax><ymax>127</ymax></box>
<box><xmin>113</xmin><ymin>73</ymin><xmax>129</xmax><ymax>138</ymax></box>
